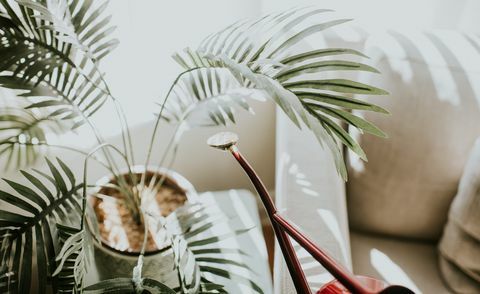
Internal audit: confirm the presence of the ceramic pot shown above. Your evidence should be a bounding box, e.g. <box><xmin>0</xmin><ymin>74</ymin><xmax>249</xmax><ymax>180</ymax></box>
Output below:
<box><xmin>87</xmin><ymin>166</ymin><xmax>197</xmax><ymax>282</ymax></box>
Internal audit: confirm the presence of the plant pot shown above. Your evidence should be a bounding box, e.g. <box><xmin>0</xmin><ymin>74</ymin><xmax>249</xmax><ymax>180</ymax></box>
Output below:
<box><xmin>87</xmin><ymin>166</ymin><xmax>198</xmax><ymax>282</ymax></box>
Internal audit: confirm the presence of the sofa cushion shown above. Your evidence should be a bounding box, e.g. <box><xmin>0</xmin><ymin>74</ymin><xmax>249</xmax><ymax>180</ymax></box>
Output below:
<box><xmin>438</xmin><ymin>138</ymin><xmax>480</xmax><ymax>293</ymax></box>
<box><xmin>346</xmin><ymin>31</ymin><xmax>480</xmax><ymax>240</ymax></box>
<box><xmin>350</xmin><ymin>231</ymin><xmax>449</xmax><ymax>293</ymax></box>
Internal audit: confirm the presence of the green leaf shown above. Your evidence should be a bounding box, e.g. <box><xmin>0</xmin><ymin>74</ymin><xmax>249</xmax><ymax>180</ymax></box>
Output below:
<box><xmin>0</xmin><ymin>189</ymin><xmax>38</xmax><ymax>215</ymax></box>
<box><xmin>309</xmin><ymin>110</ymin><xmax>367</xmax><ymax>160</ymax></box>
<box><xmin>0</xmin><ymin>0</ymin><xmax>116</xmax><ymax>135</ymax></box>
<box><xmin>0</xmin><ymin>105</ymin><xmax>66</xmax><ymax>170</ymax></box>
<box><xmin>26</xmin><ymin>100</ymin><xmax>68</xmax><ymax>109</ymax></box>
<box><xmin>295</xmin><ymin>90</ymin><xmax>389</xmax><ymax>114</ymax></box>
<box><xmin>281</xmin><ymin>48</ymin><xmax>368</xmax><ymax>64</ymax></box>
<box><xmin>53</xmin><ymin>224</ymin><xmax>91</xmax><ymax>293</ymax></box>
<box><xmin>196</xmin><ymin>257</ymin><xmax>250</xmax><ymax>270</ymax></box>
<box><xmin>141</xmin><ymin>278</ymin><xmax>177</xmax><ymax>294</ymax></box>
<box><xmin>161</xmin><ymin>67</ymin><xmax>260</xmax><ymax>128</ymax></box>
<box><xmin>83</xmin><ymin>277</ymin><xmax>176</xmax><ymax>294</ymax></box>
<box><xmin>305</xmin><ymin>113</ymin><xmax>348</xmax><ymax>180</ymax></box>
<box><xmin>275</xmin><ymin>60</ymin><xmax>379</xmax><ymax>81</ymax></box>
<box><xmin>83</xmin><ymin>277</ymin><xmax>135</xmax><ymax>293</ymax></box>
<box><xmin>163</xmin><ymin>203</ymin><xmax>262</xmax><ymax>293</ymax></box>
<box><xmin>45</xmin><ymin>157</ymin><xmax>68</xmax><ymax>194</ymax></box>
<box><xmin>284</xmin><ymin>79</ymin><xmax>389</xmax><ymax>95</ymax></box>
<box><xmin>56</xmin><ymin>157</ymin><xmax>76</xmax><ymax>187</ymax></box>
<box><xmin>0</xmin><ymin>158</ymin><xmax>82</xmax><ymax>293</ymax></box>
<box><xmin>174</xmin><ymin>7</ymin><xmax>389</xmax><ymax>181</ymax></box>
<box><xmin>187</xmin><ymin>228</ymin><xmax>253</xmax><ymax>247</ymax></box>
<box><xmin>2</xmin><ymin>178</ymin><xmax>47</xmax><ymax>209</ymax></box>
<box><xmin>192</xmin><ymin>248</ymin><xmax>248</xmax><ymax>256</ymax></box>
<box><xmin>309</xmin><ymin>103</ymin><xmax>387</xmax><ymax>138</ymax></box>
<box><xmin>199</xmin><ymin>266</ymin><xmax>264</xmax><ymax>294</ymax></box>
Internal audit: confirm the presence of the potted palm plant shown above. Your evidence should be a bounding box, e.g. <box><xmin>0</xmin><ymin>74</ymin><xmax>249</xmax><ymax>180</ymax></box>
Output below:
<box><xmin>0</xmin><ymin>1</ymin><xmax>388</xmax><ymax>293</ymax></box>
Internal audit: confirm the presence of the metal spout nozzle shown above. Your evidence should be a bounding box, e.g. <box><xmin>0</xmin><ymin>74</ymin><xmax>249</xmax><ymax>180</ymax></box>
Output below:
<box><xmin>207</xmin><ymin>132</ymin><xmax>239</xmax><ymax>151</ymax></box>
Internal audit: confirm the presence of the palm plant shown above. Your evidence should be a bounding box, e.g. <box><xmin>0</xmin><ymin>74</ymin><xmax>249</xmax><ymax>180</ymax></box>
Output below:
<box><xmin>0</xmin><ymin>1</ymin><xmax>388</xmax><ymax>293</ymax></box>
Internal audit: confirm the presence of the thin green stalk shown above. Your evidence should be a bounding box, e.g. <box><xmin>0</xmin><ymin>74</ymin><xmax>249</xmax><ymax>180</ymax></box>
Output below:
<box><xmin>39</xmin><ymin>75</ymin><xmax>120</xmax><ymax>175</ymax></box>
<box><xmin>74</xmin><ymin>64</ymin><xmax>142</xmax><ymax>221</ymax></box>
<box><xmin>50</xmin><ymin>19</ymin><xmax>136</xmax><ymax>169</ymax></box>
<box><xmin>141</xmin><ymin>67</ymin><xmax>202</xmax><ymax>187</ymax></box>
<box><xmin>133</xmin><ymin>213</ymin><xmax>149</xmax><ymax>293</ymax></box>
<box><xmin>147</xmin><ymin>123</ymin><xmax>181</xmax><ymax>191</ymax></box>
<box><xmin>80</xmin><ymin>143</ymin><xmax>137</xmax><ymax>229</ymax></box>
<box><xmin>89</xmin><ymin>60</ymin><xmax>135</xmax><ymax>166</ymax></box>
<box><xmin>152</xmin><ymin>141</ymin><xmax>179</xmax><ymax>193</ymax></box>
<box><xmin>84</xmin><ymin>118</ymin><xmax>120</xmax><ymax>174</ymax></box>
<box><xmin>12</xmin><ymin>19</ymin><xmax>124</xmax><ymax>175</ymax></box>
<box><xmin>79</xmin><ymin>54</ymin><xmax>140</xmax><ymax>216</ymax></box>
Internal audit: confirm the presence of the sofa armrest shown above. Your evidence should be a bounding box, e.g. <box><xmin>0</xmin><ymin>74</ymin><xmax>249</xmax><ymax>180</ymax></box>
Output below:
<box><xmin>274</xmin><ymin>109</ymin><xmax>352</xmax><ymax>293</ymax></box>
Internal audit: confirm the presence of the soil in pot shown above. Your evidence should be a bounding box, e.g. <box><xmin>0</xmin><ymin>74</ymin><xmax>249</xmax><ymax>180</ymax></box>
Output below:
<box><xmin>92</xmin><ymin>171</ymin><xmax>187</xmax><ymax>253</ymax></box>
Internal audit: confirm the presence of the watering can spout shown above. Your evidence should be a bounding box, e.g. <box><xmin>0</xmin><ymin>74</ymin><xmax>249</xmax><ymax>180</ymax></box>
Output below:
<box><xmin>207</xmin><ymin>132</ymin><xmax>414</xmax><ymax>294</ymax></box>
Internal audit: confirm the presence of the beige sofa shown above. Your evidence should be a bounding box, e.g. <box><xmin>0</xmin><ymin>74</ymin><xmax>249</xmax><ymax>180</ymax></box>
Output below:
<box><xmin>274</xmin><ymin>31</ymin><xmax>480</xmax><ymax>293</ymax></box>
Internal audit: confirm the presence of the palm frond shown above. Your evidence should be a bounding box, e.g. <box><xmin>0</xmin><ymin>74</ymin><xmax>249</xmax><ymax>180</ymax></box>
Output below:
<box><xmin>0</xmin><ymin>99</ymin><xmax>68</xmax><ymax>169</ymax></box>
<box><xmin>0</xmin><ymin>157</ymin><xmax>82</xmax><ymax>293</ymax></box>
<box><xmin>168</xmin><ymin>7</ymin><xmax>389</xmax><ymax>179</ymax></box>
<box><xmin>161</xmin><ymin>67</ymin><xmax>265</xmax><ymax>128</ymax></box>
<box><xmin>83</xmin><ymin>277</ymin><xmax>176</xmax><ymax>294</ymax></box>
<box><xmin>16</xmin><ymin>0</ymin><xmax>119</xmax><ymax>61</ymax></box>
<box><xmin>53</xmin><ymin>223</ymin><xmax>92</xmax><ymax>293</ymax></box>
<box><xmin>164</xmin><ymin>203</ymin><xmax>263</xmax><ymax>294</ymax></box>
<box><xmin>0</xmin><ymin>0</ymin><xmax>118</xmax><ymax>128</ymax></box>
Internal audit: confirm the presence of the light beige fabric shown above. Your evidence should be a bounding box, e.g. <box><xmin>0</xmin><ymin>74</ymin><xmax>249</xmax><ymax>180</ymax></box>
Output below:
<box><xmin>438</xmin><ymin>138</ymin><xmax>480</xmax><ymax>293</ymax></box>
<box><xmin>440</xmin><ymin>223</ymin><xmax>480</xmax><ymax>274</ymax></box>
<box><xmin>350</xmin><ymin>231</ymin><xmax>450</xmax><ymax>294</ymax></box>
<box><xmin>439</xmin><ymin>257</ymin><xmax>480</xmax><ymax>294</ymax></box>
<box><xmin>274</xmin><ymin>110</ymin><xmax>352</xmax><ymax>293</ymax></box>
<box><xmin>347</xmin><ymin>31</ymin><xmax>480</xmax><ymax>241</ymax></box>
<box><xmin>446</xmin><ymin>138</ymin><xmax>480</xmax><ymax>238</ymax></box>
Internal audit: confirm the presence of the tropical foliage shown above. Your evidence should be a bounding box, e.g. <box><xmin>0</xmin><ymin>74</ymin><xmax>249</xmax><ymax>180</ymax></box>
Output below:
<box><xmin>163</xmin><ymin>7</ymin><xmax>388</xmax><ymax>179</ymax></box>
<box><xmin>0</xmin><ymin>0</ymin><xmax>388</xmax><ymax>293</ymax></box>
<box><xmin>0</xmin><ymin>158</ymin><xmax>83</xmax><ymax>293</ymax></box>
<box><xmin>0</xmin><ymin>99</ymin><xmax>68</xmax><ymax>169</ymax></box>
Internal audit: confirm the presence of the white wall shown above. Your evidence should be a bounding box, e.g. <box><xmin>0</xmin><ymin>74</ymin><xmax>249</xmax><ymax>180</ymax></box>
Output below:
<box><xmin>261</xmin><ymin>0</ymin><xmax>480</xmax><ymax>34</ymax></box>
<box><xmin>1</xmin><ymin>0</ymin><xmax>276</xmax><ymax>193</ymax></box>
<box><xmin>2</xmin><ymin>0</ymin><xmax>479</xmax><ymax>192</ymax></box>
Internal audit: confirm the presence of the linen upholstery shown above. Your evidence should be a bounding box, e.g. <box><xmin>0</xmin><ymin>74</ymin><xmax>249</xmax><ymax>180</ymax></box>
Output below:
<box><xmin>439</xmin><ymin>138</ymin><xmax>480</xmax><ymax>293</ymax></box>
<box><xmin>346</xmin><ymin>31</ymin><xmax>480</xmax><ymax>241</ymax></box>
<box><xmin>350</xmin><ymin>232</ymin><xmax>449</xmax><ymax>293</ymax></box>
<box><xmin>275</xmin><ymin>30</ymin><xmax>480</xmax><ymax>293</ymax></box>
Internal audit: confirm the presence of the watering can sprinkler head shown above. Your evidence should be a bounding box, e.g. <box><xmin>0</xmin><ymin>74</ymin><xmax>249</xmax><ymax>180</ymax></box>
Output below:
<box><xmin>207</xmin><ymin>132</ymin><xmax>239</xmax><ymax>151</ymax></box>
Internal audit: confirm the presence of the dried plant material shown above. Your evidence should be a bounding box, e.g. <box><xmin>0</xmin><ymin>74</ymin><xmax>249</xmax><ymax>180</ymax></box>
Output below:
<box><xmin>93</xmin><ymin>171</ymin><xmax>187</xmax><ymax>253</ymax></box>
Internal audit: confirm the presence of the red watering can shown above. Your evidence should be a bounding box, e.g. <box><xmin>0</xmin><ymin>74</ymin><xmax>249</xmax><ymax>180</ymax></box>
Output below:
<box><xmin>208</xmin><ymin>132</ymin><xmax>414</xmax><ymax>294</ymax></box>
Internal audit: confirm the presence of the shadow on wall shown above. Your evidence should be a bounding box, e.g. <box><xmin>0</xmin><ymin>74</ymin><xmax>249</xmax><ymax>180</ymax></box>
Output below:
<box><xmin>347</xmin><ymin>31</ymin><xmax>480</xmax><ymax>240</ymax></box>
<box><xmin>0</xmin><ymin>99</ymin><xmax>276</xmax><ymax>195</ymax></box>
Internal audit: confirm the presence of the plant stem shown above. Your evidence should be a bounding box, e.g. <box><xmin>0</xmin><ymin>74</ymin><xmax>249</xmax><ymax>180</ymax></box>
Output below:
<box><xmin>141</xmin><ymin>67</ymin><xmax>202</xmax><ymax>187</ymax></box>
<box><xmin>147</xmin><ymin>123</ymin><xmax>181</xmax><ymax>191</ymax></box>
<box><xmin>89</xmin><ymin>60</ymin><xmax>136</xmax><ymax>167</ymax></box>
<box><xmin>152</xmin><ymin>142</ymin><xmax>179</xmax><ymax>193</ymax></box>
<box><xmin>81</xmin><ymin>143</ymin><xmax>138</xmax><ymax>229</ymax></box>
<box><xmin>132</xmin><ymin>212</ymin><xmax>149</xmax><ymax>293</ymax></box>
